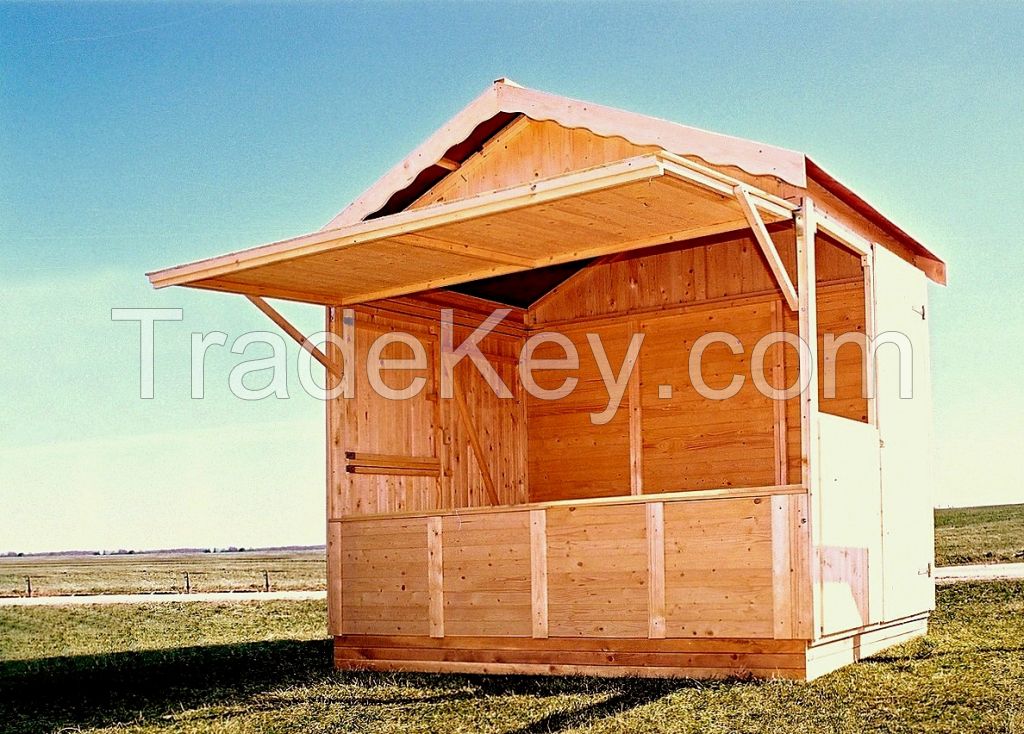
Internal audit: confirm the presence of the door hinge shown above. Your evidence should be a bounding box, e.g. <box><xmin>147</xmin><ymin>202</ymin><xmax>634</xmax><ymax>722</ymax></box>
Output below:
<box><xmin>912</xmin><ymin>304</ymin><xmax>926</xmax><ymax>320</ymax></box>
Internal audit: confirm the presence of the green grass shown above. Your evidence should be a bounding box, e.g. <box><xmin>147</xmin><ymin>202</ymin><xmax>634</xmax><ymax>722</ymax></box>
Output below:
<box><xmin>935</xmin><ymin>504</ymin><xmax>1024</xmax><ymax>566</ymax></box>
<box><xmin>2</xmin><ymin>582</ymin><xmax>1023</xmax><ymax>733</ymax></box>
<box><xmin>0</xmin><ymin>550</ymin><xmax>326</xmax><ymax>598</ymax></box>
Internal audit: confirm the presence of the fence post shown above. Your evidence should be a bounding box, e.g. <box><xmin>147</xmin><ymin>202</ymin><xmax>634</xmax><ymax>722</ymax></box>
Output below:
<box><xmin>264</xmin><ymin>570</ymin><xmax>270</xmax><ymax>593</ymax></box>
<box><xmin>25</xmin><ymin>577</ymin><xmax>32</xmax><ymax>598</ymax></box>
<box><xmin>184</xmin><ymin>572</ymin><xmax>191</xmax><ymax>594</ymax></box>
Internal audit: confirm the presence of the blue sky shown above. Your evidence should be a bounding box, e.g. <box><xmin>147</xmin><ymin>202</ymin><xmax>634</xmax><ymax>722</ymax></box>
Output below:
<box><xmin>1</xmin><ymin>2</ymin><xmax>1022</xmax><ymax>552</ymax></box>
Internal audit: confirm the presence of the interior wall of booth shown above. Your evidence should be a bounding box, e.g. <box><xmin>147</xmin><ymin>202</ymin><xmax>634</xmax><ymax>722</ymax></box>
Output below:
<box><xmin>524</xmin><ymin>228</ymin><xmax>867</xmax><ymax>503</ymax></box>
<box><xmin>325</xmin><ymin>227</ymin><xmax>870</xmax><ymax>517</ymax></box>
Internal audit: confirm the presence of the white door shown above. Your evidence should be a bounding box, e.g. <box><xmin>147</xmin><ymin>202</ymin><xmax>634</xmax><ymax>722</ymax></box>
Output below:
<box><xmin>873</xmin><ymin>246</ymin><xmax>936</xmax><ymax>621</ymax></box>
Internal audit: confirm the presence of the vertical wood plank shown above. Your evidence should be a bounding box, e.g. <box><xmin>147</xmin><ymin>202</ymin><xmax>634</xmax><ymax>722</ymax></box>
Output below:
<box><xmin>432</xmin><ymin>339</ymin><xmax>449</xmax><ymax>511</ymax></box>
<box><xmin>327</xmin><ymin>521</ymin><xmax>343</xmax><ymax>636</ymax></box>
<box><xmin>516</xmin><ymin>371</ymin><xmax>530</xmax><ymax>504</ymax></box>
<box><xmin>790</xmin><ymin>493</ymin><xmax>812</xmax><ymax>638</ymax></box>
<box><xmin>797</xmin><ymin>199</ymin><xmax>823</xmax><ymax>636</ymax></box>
<box><xmin>530</xmin><ymin>509</ymin><xmax>549</xmax><ymax>638</ymax></box>
<box><xmin>427</xmin><ymin>516</ymin><xmax>444</xmax><ymax>638</ymax></box>
<box><xmin>647</xmin><ymin>502</ymin><xmax>666</xmax><ymax>638</ymax></box>
<box><xmin>629</xmin><ymin>319</ymin><xmax>644</xmax><ymax>495</ymax></box>
<box><xmin>770</xmin><ymin>300</ymin><xmax>788</xmax><ymax>486</ymax></box>
<box><xmin>693</xmin><ymin>245</ymin><xmax>708</xmax><ymax>301</ymax></box>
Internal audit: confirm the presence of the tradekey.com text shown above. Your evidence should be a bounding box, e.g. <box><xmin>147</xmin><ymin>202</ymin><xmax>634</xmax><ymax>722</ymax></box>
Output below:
<box><xmin>112</xmin><ymin>307</ymin><xmax>914</xmax><ymax>425</ymax></box>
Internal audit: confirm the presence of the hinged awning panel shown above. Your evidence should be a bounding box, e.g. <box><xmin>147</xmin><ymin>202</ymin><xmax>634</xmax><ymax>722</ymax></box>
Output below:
<box><xmin>148</xmin><ymin>153</ymin><xmax>796</xmax><ymax>306</ymax></box>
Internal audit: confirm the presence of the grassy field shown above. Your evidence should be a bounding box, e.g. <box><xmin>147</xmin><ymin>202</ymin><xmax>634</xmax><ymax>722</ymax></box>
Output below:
<box><xmin>1</xmin><ymin>582</ymin><xmax>1022</xmax><ymax>733</ymax></box>
<box><xmin>0</xmin><ymin>550</ymin><xmax>326</xmax><ymax>598</ymax></box>
<box><xmin>935</xmin><ymin>503</ymin><xmax>1024</xmax><ymax>566</ymax></box>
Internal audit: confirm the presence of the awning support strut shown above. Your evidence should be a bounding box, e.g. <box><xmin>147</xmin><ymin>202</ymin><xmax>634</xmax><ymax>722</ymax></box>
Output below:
<box><xmin>246</xmin><ymin>295</ymin><xmax>345</xmax><ymax>380</ymax></box>
<box><xmin>734</xmin><ymin>185</ymin><xmax>799</xmax><ymax>311</ymax></box>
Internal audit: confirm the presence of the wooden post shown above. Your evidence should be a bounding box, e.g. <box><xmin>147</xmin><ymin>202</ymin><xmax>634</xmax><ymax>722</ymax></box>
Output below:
<box><xmin>530</xmin><ymin>509</ymin><xmax>549</xmax><ymax>638</ymax></box>
<box><xmin>184</xmin><ymin>571</ymin><xmax>191</xmax><ymax>595</ymax></box>
<box><xmin>263</xmin><ymin>570</ymin><xmax>271</xmax><ymax>592</ymax></box>
<box><xmin>25</xmin><ymin>577</ymin><xmax>32</xmax><ymax>598</ymax></box>
<box><xmin>771</xmin><ymin>494</ymin><xmax>811</xmax><ymax>638</ymax></box>
<box><xmin>647</xmin><ymin>502</ymin><xmax>666</xmax><ymax>638</ymax></box>
<box><xmin>427</xmin><ymin>517</ymin><xmax>444</xmax><ymax>638</ymax></box>
<box><xmin>796</xmin><ymin>198</ymin><xmax>822</xmax><ymax>635</ymax></box>
<box><xmin>327</xmin><ymin>521</ymin><xmax>344</xmax><ymax>636</ymax></box>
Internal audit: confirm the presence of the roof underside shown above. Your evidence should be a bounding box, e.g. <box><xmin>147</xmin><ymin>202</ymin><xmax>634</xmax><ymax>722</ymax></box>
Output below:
<box><xmin>148</xmin><ymin>153</ymin><xmax>795</xmax><ymax>306</ymax></box>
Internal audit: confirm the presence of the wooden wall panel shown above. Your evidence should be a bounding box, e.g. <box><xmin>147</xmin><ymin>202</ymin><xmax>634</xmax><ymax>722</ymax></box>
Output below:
<box><xmin>328</xmin><ymin>296</ymin><xmax>528</xmax><ymax>518</ymax></box>
<box><xmin>528</xmin><ymin>229</ymin><xmax>806</xmax><ymax>327</ymax></box>
<box><xmin>528</xmin><ymin>226</ymin><xmax>860</xmax><ymax>328</ymax></box>
<box><xmin>411</xmin><ymin>118</ymin><xmax>660</xmax><ymax>210</ymax></box>
<box><xmin>526</xmin><ymin>229</ymin><xmax>865</xmax><ymax>498</ymax></box>
<box><xmin>527</xmin><ymin>323</ymin><xmax>634</xmax><ymax>502</ymax></box>
<box><xmin>546</xmin><ymin>504</ymin><xmax>649</xmax><ymax>637</ymax></box>
<box><xmin>442</xmin><ymin>511</ymin><xmax>533</xmax><ymax>637</ymax></box>
<box><xmin>341</xmin><ymin>517</ymin><xmax>429</xmax><ymax>636</ymax></box>
<box><xmin>663</xmin><ymin>497</ymin><xmax>774</xmax><ymax>638</ymax></box>
<box><xmin>640</xmin><ymin>302</ymin><xmax>776</xmax><ymax>491</ymax></box>
<box><xmin>444</xmin><ymin>356</ymin><xmax>527</xmax><ymax>509</ymax></box>
<box><xmin>336</xmin><ymin>321</ymin><xmax>439</xmax><ymax>516</ymax></box>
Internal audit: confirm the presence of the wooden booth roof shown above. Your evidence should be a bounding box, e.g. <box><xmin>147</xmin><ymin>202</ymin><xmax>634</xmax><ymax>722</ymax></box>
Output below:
<box><xmin>148</xmin><ymin>79</ymin><xmax>945</xmax><ymax>305</ymax></box>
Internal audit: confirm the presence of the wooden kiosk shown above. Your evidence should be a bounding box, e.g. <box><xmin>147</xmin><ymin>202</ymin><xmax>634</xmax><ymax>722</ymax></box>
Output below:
<box><xmin>149</xmin><ymin>80</ymin><xmax>945</xmax><ymax>680</ymax></box>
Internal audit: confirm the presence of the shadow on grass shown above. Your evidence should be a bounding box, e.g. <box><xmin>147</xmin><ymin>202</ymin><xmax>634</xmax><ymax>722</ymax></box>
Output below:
<box><xmin>0</xmin><ymin>639</ymin><xmax>334</xmax><ymax>733</ymax></box>
<box><xmin>0</xmin><ymin>640</ymin><xmax>704</xmax><ymax>734</ymax></box>
<box><xmin>504</xmin><ymin>679</ymin><xmax>689</xmax><ymax>734</ymax></box>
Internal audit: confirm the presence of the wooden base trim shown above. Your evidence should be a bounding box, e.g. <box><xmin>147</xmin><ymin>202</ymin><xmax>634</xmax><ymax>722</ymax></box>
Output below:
<box><xmin>337</xmin><ymin>634</ymin><xmax>805</xmax><ymax>653</ymax></box>
<box><xmin>334</xmin><ymin>635</ymin><xmax>807</xmax><ymax>680</ymax></box>
<box><xmin>333</xmin><ymin>658</ymin><xmax>806</xmax><ymax>680</ymax></box>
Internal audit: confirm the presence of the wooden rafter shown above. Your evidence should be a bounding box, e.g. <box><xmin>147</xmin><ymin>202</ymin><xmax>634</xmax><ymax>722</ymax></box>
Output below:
<box><xmin>246</xmin><ymin>295</ymin><xmax>344</xmax><ymax>380</ymax></box>
<box><xmin>813</xmin><ymin>210</ymin><xmax>871</xmax><ymax>259</ymax></box>
<box><xmin>735</xmin><ymin>185</ymin><xmax>799</xmax><ymax>311</ymax></box>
